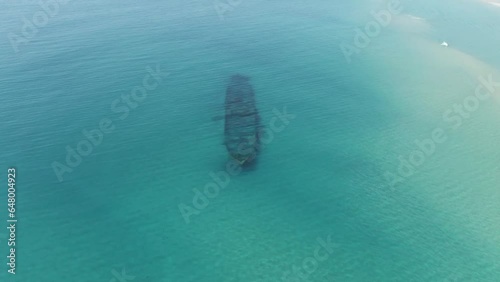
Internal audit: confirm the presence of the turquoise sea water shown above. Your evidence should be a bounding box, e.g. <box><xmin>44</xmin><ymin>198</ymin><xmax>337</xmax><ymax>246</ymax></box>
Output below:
<box><xmin>1</xmin><ymin>0</ymin><xmax>500</xmax><ymax>281</ymax></box>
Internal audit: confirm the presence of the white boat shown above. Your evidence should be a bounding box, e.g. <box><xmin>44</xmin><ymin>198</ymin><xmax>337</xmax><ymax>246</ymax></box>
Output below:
<box><xmin>441</xmin><ymin>41</ymin><xmax>449</xmax><ymax>47</ymax></box>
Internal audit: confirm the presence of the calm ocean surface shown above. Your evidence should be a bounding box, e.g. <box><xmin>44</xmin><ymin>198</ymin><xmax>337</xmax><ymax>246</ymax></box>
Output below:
<box><xmin>0</xmin><ymin>0</ymin><xmax>499</xmax><ymax>281</ymax></box>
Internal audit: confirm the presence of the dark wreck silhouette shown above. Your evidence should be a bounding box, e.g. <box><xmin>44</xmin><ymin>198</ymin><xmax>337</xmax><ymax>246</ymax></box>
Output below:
<box><xmin>223</xmin><ymin>74</ymin><xmax>262</xmax><ymax>167</ymax></box>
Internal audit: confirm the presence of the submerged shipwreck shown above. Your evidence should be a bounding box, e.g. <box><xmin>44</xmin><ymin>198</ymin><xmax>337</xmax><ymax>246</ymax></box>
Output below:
<box><xmin>223</xmin><ymin>74</ymin><xmax>261</xmax><ymax>166</ymax></box>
